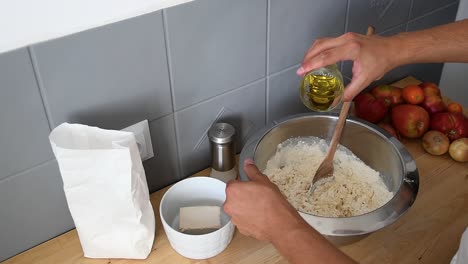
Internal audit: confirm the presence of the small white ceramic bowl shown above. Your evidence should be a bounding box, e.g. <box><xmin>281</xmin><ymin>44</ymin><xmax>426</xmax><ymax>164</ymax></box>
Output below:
<box><xmin>159</xmin><ymin>177</ymin><xmax>235</xmax><ymax>259</ymax></box>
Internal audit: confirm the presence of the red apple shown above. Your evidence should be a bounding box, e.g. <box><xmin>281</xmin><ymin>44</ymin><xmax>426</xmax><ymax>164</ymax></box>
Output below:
<box><xmin>378</xmin><ymin>122</ymin><xmax>399</xmax><ymax>139</ymax></box>
<box><xmin>430</xmin><ymin>112</ymin><xmax>468</xmax><ymax>141</ymax></box>
<box><xmin>421</xmin><ymin>95</ymin><xmax>446</xmax><ymax>115</ymax></box>
<box><xmin>354</xmin><ymin>92</ymin><xmax>389</xmax><ymax>123</ymax></box>
<box><xmin>402</xmin><ymin>85</ymin><xmax>424</xmax><ymax>104</ymax></box>
<box><xmin>419</xmin><ymin>82</ymin><xmax>441</xmax><ymax>97</ymax></box>
<box><xmin>447</xmin><ymin>102</ymin><xmax>463</xmax><ymax>114</ymax></box>
<box><xmin>371</xmin><ymin>84</ymin><xmax>404</xmax><ymax>107</ymax></box>
<box><xmin>391</xmin><ymin>104</ymin><xmax>430</xmax><ymax>138</ymax></box>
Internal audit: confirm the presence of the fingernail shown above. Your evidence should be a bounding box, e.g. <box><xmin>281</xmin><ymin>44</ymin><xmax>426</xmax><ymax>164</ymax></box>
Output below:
<box><xmin>296</xmin><ymin>67</ymin><xmax>305</xmax><ymax>76</ymax></box>
<box><xmin>244</xmin><ymin>159</ymin><xmax>255</xmax><ymax>166</ymax></box>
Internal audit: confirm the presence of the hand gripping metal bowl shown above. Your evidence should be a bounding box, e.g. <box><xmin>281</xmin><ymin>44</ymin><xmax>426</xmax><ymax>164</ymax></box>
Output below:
<box><xmin>239</xmin><ymin>112</ymin><xmax>419</xmax><ymax>245</ymax></box>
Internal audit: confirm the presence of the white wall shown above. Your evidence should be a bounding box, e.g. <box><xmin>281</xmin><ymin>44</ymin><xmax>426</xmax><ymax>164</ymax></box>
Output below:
<box><xmin>439</xmin><ymin>0</ymin><xmax>468</xmax><ymax>106</ymax></box>
<box><xmin>0</xmin><ymin>0</ymin><xmax>192</xmax><ymax>54</ymax></box>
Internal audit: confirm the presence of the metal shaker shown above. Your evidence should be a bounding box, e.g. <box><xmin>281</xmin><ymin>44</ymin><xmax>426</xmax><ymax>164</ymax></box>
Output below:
<box><xmin>208</xmin><ymin>123</ymin><xmax>236</xmax><ymax>172</ymax></box>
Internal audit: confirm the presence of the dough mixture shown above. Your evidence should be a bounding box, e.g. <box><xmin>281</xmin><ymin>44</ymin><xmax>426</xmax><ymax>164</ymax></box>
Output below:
<box><xmin>263</xmin><ymin>137</ymin><xmax>393</xmax><ymax>217</ymax></box>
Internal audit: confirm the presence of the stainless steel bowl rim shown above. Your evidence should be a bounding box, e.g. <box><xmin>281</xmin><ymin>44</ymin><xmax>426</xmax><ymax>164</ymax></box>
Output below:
<box><xmin>239</xmin><ymin>112</ymin><xmax>419</xmax><ymax>236</ymax></box>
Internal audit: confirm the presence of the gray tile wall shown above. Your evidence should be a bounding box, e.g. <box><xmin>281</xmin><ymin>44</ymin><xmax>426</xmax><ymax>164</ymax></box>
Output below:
<box><xmin>0</xmin><ymin>0</ymin><xmax>459</xmax><ymax>261</ymax></box>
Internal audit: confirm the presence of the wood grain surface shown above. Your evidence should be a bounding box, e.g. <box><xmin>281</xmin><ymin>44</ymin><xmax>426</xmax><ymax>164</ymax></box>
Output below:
<box><xmin>4</xmin><ymin>77</ymin><xmax>467</xmax><ymax>264</ymax></box>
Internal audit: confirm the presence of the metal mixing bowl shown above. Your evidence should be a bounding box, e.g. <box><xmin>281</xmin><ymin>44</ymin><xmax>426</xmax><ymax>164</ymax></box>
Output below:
<box><xmin>239</xmin><ymin>112</ymin><xmax>419</xmax><ymax>244</ymax></box>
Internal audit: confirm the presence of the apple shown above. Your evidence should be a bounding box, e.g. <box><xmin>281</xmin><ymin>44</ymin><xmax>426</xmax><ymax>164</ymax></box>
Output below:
<box><xmin>378</xmin><ymin>122</ymin><xmax>399</xmax><ymax>139</ymax></box>
<box><xmin>371</xmin><ymin>84</ymin><xmax>403</xmax><ymax>107</ymax></box>
<box><xmin>447</xmin><ymin>102</ymin><xmax>463</xmax><ymax>114</ymax></box>
<box><xmin>421</xmin><ymin>95</ymin><xmax>446</xmax><ymax>115</ymax></box>
<box><xmin>419</xmin><ymin>82</ymin><xmax>441</xmax><ymax>97</ymax></box>
<box><xmin>402</xmin><ymin>85</ymin><xmax>424</xmax><ymax>104</ymax></box>
<box><xmin>391</xmin><ymin>104</ymin><xmax>430</xmax><ymax>138</ymax></box>
<box><xmin>354</xmin><ymin>92</ymin><xmax>389</xmax><ymax>123</ymax></box>
<box><xmin>430</xmin><ymin>112</ymin><xmax>468</xmax><ymax>141</ymax></box>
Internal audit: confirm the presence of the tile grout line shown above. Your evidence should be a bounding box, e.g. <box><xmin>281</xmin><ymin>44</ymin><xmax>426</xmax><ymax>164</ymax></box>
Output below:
<box><xmin>268</xmin><ymin>63</ymin><xmax>302</xmax><ymax>78</ymax></box>
<box><xmin>174</xmin><ymin>60</ymin><xmax>299</xmax><ymax>116</ymax></box>
<box><xmin>265</xmin><ymin>0</ymin><xmax>270</xmax><ymax>125</ymax></box>
<box><xmin>162</xmin><ymin>10</ymin><xmax>177</xmax><ymax>114</ymax></box>
<box><xmin>405</xmin><ymin>0</ymin><xmax>415</xmax><ymax>31</ymax></box>
<box><xmin>344</xmin><ymin>0</ymin><xmax>350</xmax><ymax>34</ymax></box>
<box><xmin>341</xmin><ymin>0</ymin><xmax>351</xmax><ymax>73</ymax></box>
<box><xmin>161</xmin><ymin>9</ymin><xmax>183</xmax><ymax>179</ymax></box>
<box><xmin>175</xmin><ymin>77</ymin><xmax>266</xmax><ymax>113</ymax></box>
<box><xmin>380</xmin><ymin>22</ymin><xmax>407</xmax><ymax>35</ymax></box>
<box><xmin>0</xmin><ymin>159</ymin><xmax>56</xmax><ymax>185</ymax></box>
<box><xmin>28</xmin><ymin>46</ymin><xmax>55</xmax><ymax>131</ymax></box>
<box><xmin>408</xmin><ymin>1</ymin><xmax>459</xmax><ymax>25</ymax></box>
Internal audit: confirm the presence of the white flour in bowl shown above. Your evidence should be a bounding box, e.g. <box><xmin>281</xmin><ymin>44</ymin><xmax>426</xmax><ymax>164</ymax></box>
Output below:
<box><xmin>263</xmin><ymin>137</ymin><xmax>393</xmax><ymax>217</ymax></box>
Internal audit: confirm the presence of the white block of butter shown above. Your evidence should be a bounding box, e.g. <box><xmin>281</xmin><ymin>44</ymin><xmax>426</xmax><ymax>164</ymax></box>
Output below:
<box><xmin>179</xmin><ymin>206</ymin><xmax>221</xmax><ymax>233</ymax></box>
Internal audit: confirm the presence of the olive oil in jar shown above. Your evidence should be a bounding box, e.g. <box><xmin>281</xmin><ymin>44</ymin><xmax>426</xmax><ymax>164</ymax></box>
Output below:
<box><xmin>299</xmin><ymin>64</ymin><xmax>344</xmax><ymax>112</ymax></box>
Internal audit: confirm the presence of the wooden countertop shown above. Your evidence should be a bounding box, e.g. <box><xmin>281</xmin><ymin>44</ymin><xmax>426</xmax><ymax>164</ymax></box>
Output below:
<box><xmin>4</xmin><ymin>77</ymin><xmax>468</xmax><ymax>264</ymax></box>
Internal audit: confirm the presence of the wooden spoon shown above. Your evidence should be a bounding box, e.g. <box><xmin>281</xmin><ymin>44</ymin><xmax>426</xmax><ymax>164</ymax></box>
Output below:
<box><xmin>310</xmin><ymin>25</ymin><xmax>375</xmax><ymax>193</ymax></box>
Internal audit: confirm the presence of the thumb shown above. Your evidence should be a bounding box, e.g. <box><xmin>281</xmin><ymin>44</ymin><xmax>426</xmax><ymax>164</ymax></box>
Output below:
<box><xmin>343</xmin><ymin>74</ymin><xmax>370</xmax><ymax>101</ymax></box>
<box><xmin>243</xmin><ymin>159</ymin><xmax>265</xmax><ymax>181</ymax></box>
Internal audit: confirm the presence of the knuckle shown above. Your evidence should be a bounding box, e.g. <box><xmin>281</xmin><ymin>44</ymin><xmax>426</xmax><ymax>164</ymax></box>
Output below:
<box><xmin>225</xmin><ymin>181</ymin><xmax>244</xmax><ymax>197</ymax></box>
<box><xmin>312</xmin><ymin>38</ymin><xmax>325</xmax><ymax>47</ymax></box>
<box><xmin>310</xmin><ymin>37</ymin><xmax>329</xmax><ymax>51</ymax></box>
<box><xmin>223</xmin><ymin>203</ymin><xmax>232</xmax><ymax>214</ymax></box>
<box><xmin>301</xmin><ymin>60</ymin><xmax>312</xmax><ymax>69</ymax></box>
<box><xmin>225</xmin><ymin>182</ymin><xmax>236</xmax><ymax>196</ymax></box>
<box><xmin>343</xmin><ymin>32</ymin><xmax>357</xmax><ymax>41</ymax></box>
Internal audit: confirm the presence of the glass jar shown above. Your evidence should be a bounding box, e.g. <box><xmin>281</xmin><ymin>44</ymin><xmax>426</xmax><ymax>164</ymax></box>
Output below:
<box><xmin>299</xmin><ymin>64</ymin><xmax>344</xmax><ymax>112</ymax></box>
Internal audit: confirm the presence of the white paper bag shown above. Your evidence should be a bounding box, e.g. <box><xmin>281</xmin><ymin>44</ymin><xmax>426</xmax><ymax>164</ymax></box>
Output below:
<box><xmin>49</xmin><ymin>123</ymin><xmax>155</xmax><ymax>259</ymax></box>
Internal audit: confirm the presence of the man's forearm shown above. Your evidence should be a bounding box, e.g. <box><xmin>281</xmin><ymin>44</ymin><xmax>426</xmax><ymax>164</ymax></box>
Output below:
<box><xmin>392</xmin><ymin>19</ymin><xmax>468</xmax><ymax>66</ymax></box>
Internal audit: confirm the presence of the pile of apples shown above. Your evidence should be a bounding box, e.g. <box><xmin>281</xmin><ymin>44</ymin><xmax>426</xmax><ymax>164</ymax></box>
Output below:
<box><xmin>353</xmin><ymin>82</ymin><xmax>468</xmax><ymax>162</ymax></box>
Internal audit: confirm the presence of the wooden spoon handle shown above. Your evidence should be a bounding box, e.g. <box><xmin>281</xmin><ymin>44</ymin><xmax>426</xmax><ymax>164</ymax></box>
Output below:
<box><xmin>324</xmin><ymin>101</ymin><xmax>351</xmax><ymax>161</ymax></box>
<box><xmin>366</xmin><ymin>25</ymin><xmax>375</xmax><ymax>36</ymax></box>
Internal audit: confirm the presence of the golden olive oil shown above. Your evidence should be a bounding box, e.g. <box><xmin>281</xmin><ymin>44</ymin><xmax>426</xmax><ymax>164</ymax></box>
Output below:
<box><xmin>300</xmin><ymin>65</ymin><xmax>344</xmax><ymax>112</ymax></box>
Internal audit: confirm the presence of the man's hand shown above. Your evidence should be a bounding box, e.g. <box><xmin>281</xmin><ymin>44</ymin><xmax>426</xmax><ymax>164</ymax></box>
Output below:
<box><xmin>223</xmin><ymin>159</ymin><xmax>357</xmax><ymax>264</ymax></box>
<box><xmin>296</xmin><ymin>32</ymin><xmax>401</xmax><ymax>101</ymax></box>
<box><xmin>223</xmin><ymin>159</ymin><xmax>306</xmax><ymax>242</ymax></box>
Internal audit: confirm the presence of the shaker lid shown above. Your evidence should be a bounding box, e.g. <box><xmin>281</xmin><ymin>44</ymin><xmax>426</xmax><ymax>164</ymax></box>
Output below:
<box><xmin>208</xmin><ymin>123</ymin><xmax>235</xmax><ymax>144</ymax></box>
